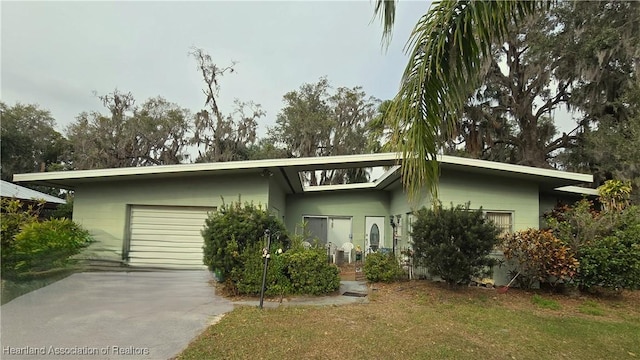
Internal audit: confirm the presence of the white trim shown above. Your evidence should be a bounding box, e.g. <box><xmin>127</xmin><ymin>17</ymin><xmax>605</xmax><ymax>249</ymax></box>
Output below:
<box><xmin>438</xmin><ymin>155</ymin><xmax>592</xmax><ymax>183</ymax></box>
<box><xmin>13</xmin><ymin>153</ymin><xmax>593</xmax><ymax>192</ymax></box>
<box><xmin>302</xmin><ymin>182</ymin><xmax>377</xmax><ymax>192</ymax></box>
<box><xmin>13</xmin><ymin>153</ymin><xmax>400</xmax><ymax>182</ymax></box>
<box><xmin>554</xmin><ymin>186</ymin><xmax>599</xmax><ymax>196</ymax></box>
<box><xmin>373</xmin><ymin>165</ymin><xmax>402</xmax><ymax>183</ymax></box>
<box><xmin>13</xmin><ymin>153</ymin><xmax>591</xmax><ymax>183</ymax></box>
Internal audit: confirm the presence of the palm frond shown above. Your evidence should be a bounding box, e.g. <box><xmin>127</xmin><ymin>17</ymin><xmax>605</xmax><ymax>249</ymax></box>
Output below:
<box><xmin>374</xmin><ymin>0</ymin><xmax>397</xmax><ymax>46</ymax></box>
<box><xmin>381</xmin><ymin>0</ymin><xmax>549</xmax><ymax>202</ymax></box>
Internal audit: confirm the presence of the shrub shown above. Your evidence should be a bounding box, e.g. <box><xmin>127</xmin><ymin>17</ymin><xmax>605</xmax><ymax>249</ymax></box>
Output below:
<box><xmin>577</xmin><ymin>225</ymin><xmax>640</xmax><ymax>291</ymax></box>
<box><xmin>11</xmin><ymin>218</ymin><xmax>92</xmax><ymax>278</ymax></box>
<box><xmin>237</xmin><ymin>244</ymin><xmax>340</xmax><ymax>296</ymax></box>
<box><xmin>545</xmin><ymin>200</ymin><xmax>640</xmax><ymax>252</ymax></box>
<box><xmin>411</xmin><ymin>202</ymin><xmax>500</xmax><ymax>286</ymax></box>
<box><xmin>205</xmin><ymin>211</ymin><xmax>339</xmax><ymax>296</ymax></box>
<box><xmin>202</xmin><ymin>201</ymin><xmax>287</xmax><ymax>285</ymax></box>
<box><xmin>49</xmin><ymin>197</ymin><xmax>73</xmax><ymax>219</ymax></box>
<box><xmin>236</xmin><ymin>242</ymin><xmax>292</xmax><ymax>296</ymax></box>
<box><xmin>502</xmin><ymin>229</ymin><xmax>579</xmax><ymax>289</ymax></box>
<box><xmin>363</xmin><ymin>252</ymin><xmax>404</xmax><ymax>282</ymax></box>
<box><xmin>545</xmin><ymin>198</ymin><xmax>640</xmax><ymax>291</ymax></box>
<box><xmin>545</xmin><ymin>199</ymin><xmax>615</xmax><ymax>253</ymax></box>
<box><xmin>2</xmin><ymin>199</ymin><xmax>41</xmax><ymax>279</ymax></box>
<box><xmin>285</xmin><ymin>248</ymin><xmax>340</xmax><ymax>295</ymax></box>
<box><xmin>597</xmin><ymin>179</ymin><xmax>632</xmax><ymax>212</ymax></box>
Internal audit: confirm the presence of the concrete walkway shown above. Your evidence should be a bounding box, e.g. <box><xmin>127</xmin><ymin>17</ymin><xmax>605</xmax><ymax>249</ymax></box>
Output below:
<box><xmin>232</xmin><ymin>280</ymin><xmax>369</xmax><ymax>308</ymax></box>
<box><xmin>1</xmin><ymin>272</ymin><xmax>367</xmax><ymax>360</ymax></box>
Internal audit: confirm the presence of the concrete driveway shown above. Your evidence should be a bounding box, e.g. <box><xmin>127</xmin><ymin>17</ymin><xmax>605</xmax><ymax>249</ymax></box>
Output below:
<box><xmin>0</xmin><ymin>271</ymin><xmax>233</xmax><ymax>360</ymax></box>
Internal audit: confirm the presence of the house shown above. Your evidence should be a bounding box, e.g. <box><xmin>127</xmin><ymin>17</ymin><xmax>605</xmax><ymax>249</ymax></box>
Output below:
<box><xmin>13</xmin><ymin>153</ymin><xmax>594</xmax><ymax>283</ymax></box>
<box><xmin>0</xmin><ymin>179</ymin><xmax>66</xmax><ymax>215</ymax></box>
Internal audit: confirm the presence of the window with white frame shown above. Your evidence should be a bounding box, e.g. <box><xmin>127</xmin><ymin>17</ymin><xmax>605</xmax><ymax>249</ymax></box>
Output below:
<box><xmin>485</xmin><ymin>211</ymin><xmax>513</xmax><ymax>235</ymax></box>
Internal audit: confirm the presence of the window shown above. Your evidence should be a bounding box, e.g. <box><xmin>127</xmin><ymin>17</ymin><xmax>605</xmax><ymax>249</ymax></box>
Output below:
<box><xmin>406</xmin><ymin>212</ymin><xmax>414</xmax><ymax>243</ymax></box>
<box><xmin>485</xmin><ymin>212</ymin><xmax>513</xmax><ymax>235</ymax></box>
<box><xmin>370</xmin><ymin>223</ymin><xmax>380</xmax><ymax>250</ymax></box>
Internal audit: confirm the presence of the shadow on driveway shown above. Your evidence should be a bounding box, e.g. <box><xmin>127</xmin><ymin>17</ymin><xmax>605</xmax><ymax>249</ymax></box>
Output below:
<box><xmin>1</xmin><ymin>271</ymin><xmax>233</xmax><ymax>360</ymax></box>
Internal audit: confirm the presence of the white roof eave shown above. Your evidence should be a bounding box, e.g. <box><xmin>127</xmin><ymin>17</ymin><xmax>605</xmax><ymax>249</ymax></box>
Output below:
<box><xmin>13</xmin><ymin>153</ymin><xmax>593</xmax><ymax>192</ymax></box>
<box><xmin>553</xmin><ymin>186</ymin><xmax>599</xmax><ymax>196</ymax></box>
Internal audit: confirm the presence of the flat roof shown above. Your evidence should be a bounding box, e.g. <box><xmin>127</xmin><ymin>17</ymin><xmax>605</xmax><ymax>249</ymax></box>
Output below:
<box><xmin>0</xmin><ymin>180</ymin><xmax>66</xmax><ymax>204</ymax></box>
<box><xmin>13</xmin><ymin>153</ymin><xmax>593</xmax><ymax>194</ymax></box>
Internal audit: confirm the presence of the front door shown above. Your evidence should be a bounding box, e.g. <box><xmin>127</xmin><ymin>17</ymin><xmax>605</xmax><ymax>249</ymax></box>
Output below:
<box><xmin>327</xmin><ymin>217</ymin><xmax>352</xmax><ymax>249</ymax></box>
<box><xmin>365</xmin><ymin>216</ymin><xmax>385</xmax><ymax>253</ymax></box>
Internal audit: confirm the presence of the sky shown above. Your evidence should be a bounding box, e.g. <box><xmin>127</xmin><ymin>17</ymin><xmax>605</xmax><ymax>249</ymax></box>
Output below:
<box><xmin>1</xmin><ymin>0</ymin><xmax>431</xmax><ymax>137</ymax></box>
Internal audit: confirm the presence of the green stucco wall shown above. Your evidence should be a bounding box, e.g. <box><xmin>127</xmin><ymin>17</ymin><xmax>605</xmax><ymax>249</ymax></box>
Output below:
<box><xmin>438</xmin><ymin>170</ymin><xmax>540</xmax><ymax>231</ymax></box>
<box><xmin>268</xmin><ymin>177</ymin><xmax>287</xmax><ymax>222</ymax></box>
<box><xmin>388</xmin><ymin>185</ymin><xmax>430</xmax><ymax>249</ymax></box>
<box><xmin>386</xmin><ymin>170</ymin><xmax>540</xmax><ymax>249</ymax></box>
<box><xmin>285</xmin><ymin>191</ymin><xmax>390</xmax><ymax>251</ymax></box>
<box><xmin>73</xmin><ymin>173</ymin><xmax>269</xmax><ymax>261</ymax></box>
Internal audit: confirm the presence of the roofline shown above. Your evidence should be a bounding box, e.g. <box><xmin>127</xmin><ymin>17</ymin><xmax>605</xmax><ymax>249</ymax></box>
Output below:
<box><xmin>553</xmin><ymin>186</ymin><xmax>599</xmax><ymax>196</ymax></box>
<box><xmin>438</xmin><ymin>155</ymin><xmax>592</xmax><ymax>183</ymax></box>
<box><xmin>13</xmin><ymin>153</ymin><xmax>400</xmax><ymax>183</ymax></box>
<box><xmin>13</xmin><ymin>153</ymin><xmax>593</xmax><ymax>190</ymax></box>
<box><xmin>0</xmin><ymin>180</ymin><xmax>66</xmax><ymax>204</ymax></box>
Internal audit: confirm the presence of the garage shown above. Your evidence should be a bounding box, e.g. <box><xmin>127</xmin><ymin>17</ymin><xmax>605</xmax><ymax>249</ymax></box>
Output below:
<box><xmin>127</xmin><ymin>205</ymin><xmax>215</xmax><ymax>269</ymax></box>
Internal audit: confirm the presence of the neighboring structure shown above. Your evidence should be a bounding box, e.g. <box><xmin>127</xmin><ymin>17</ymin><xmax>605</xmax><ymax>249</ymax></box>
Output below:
<box><xmin>14</xmin><ymin>153</ymin><xmax>594</xmax><ymax>283</ymax></box>
<box><xmin>0</xmin><ymin>179</ymin><xmax>65</xmax><ymax>212</ymax></box>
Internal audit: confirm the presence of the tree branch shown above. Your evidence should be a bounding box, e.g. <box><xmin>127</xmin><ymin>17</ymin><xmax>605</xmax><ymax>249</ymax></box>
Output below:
<box><xmin>534</xmin><ymin>82</ymin><xmax>569</xmax><ymax>119</ymax></box>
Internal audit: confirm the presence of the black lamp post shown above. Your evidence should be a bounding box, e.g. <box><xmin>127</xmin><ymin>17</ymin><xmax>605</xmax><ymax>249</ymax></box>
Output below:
<box><xmin>389</xmin><ymin>216</ymin><xmax>397</xmax><ymax>256</ymax></box>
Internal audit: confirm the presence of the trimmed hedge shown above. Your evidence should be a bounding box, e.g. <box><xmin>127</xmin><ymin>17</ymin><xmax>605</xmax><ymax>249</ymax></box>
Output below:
<box><xmin>237</xmin><ymin>245</ymin><xmax>340</xmax><ymax>296</ymax></box>
<box><xmin>363</xmin><ymin>252</ymin><xmax>404</xmax><ymax>282</ymax></box>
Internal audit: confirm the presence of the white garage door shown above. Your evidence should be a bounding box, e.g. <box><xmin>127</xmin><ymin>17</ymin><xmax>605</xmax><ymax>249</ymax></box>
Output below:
<box><xmin>128</xmin><ymin>206</ymin><xmax>214</xmax><ymax>269</ymax></box>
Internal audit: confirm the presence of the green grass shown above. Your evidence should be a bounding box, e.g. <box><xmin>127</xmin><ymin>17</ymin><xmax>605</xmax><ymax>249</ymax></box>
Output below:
<box><xmin>532</xmin><ymin>294</ymin><xmax>562</xmax><ymax>310</ymax></box>
<box><xmin>177</xmin><ymin>281</ymin><xmax>640</xmax><ymax>360</ymax></box>
<box><xmin>578</xmin><ymin>300</ymin><xmax>606</xmax><ymax>316</ymax></box>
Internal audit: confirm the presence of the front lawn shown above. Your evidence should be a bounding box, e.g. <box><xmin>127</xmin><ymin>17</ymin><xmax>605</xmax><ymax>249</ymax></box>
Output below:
<box><xmin>177</xmin><ymin>281</ymin><xmax>640</xmax><ymax>360</ymax></box>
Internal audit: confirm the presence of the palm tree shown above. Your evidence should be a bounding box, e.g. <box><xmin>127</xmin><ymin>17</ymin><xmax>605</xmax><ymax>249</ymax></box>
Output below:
<box><xmin>374</xmin><ymin>0</ymin><xmax>550</xmax><ymax>199</ymax></box>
